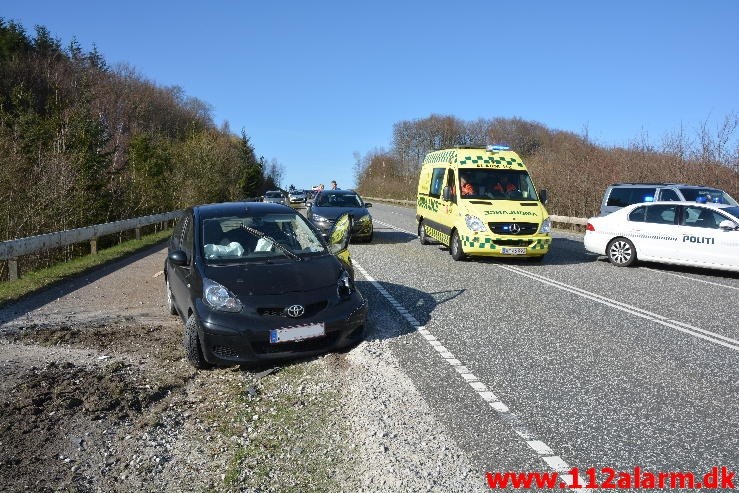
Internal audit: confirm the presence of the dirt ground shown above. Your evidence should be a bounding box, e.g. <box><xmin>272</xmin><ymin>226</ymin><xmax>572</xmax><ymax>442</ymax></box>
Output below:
<box><xmin>0</xmin><ymin>243</ymin><xmax>485</xmax><ymax>493</ymax></box>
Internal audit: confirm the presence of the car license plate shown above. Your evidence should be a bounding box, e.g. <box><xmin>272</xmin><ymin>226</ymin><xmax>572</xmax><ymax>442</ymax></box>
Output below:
<box><xmin>269</xmin><ymin>323</ymin><xmax>325</xmax><ymax>344</ymax></box>
<box><xmin>501</xmin><ymin>247</ymin><xmax>527</xmax><ymax>255</ymax></box>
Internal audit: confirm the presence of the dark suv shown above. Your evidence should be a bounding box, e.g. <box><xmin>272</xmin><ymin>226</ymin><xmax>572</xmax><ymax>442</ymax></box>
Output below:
<box><xmin>599</xmin><ymin>183</ymin><xmax>738</xmax><ymax>216</ymax></box>
<box><xmin>164</xmin><ymin>202</ymin><xmax>367</xmax><ymax>368</ymax></box>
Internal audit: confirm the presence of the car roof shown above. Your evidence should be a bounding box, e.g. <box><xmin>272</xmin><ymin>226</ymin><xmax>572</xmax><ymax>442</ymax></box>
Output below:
<box><xmin>193</xmin><ymin>201</ymin><xmax>294</xmax><ymax>218</ymax></box>
<box><xmin>319</xmin><ymin>189</ymin><xmax>358</xmax><ymax>195</ymax></box>
<box><xmin>607</xmin><ymin>182</ymin><xmax>714</xmax><ymax>188</ymax></box>
<box><xmin>627</xmin><ymin>201</ymin><xmax>735</xmax><ymax>210</ymax></box>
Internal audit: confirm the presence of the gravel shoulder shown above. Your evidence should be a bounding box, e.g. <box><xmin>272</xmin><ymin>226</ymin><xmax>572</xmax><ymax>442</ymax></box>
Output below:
<box><xmin>0</xmin><ymin>244</ymin><xmax>484</xmax><ymax>492</ymax></box>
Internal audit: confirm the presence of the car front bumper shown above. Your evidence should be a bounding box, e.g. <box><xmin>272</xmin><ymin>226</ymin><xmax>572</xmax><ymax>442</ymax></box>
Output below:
<box><xmin>194</xmin><ymin>291</ymin><xmax>368</xmax><ymax>365</ymax></box>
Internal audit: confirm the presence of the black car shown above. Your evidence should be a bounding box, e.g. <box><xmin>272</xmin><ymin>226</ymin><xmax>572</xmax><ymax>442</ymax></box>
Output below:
<box><xmin>164</xmin><ymin>202</ymin><xmax>367</xmax><ymax>368</ymax></box>
<box><xmin>308</xmin><ymin>190</ymin><xmax>373</xmax><ymax>242</ymax></box>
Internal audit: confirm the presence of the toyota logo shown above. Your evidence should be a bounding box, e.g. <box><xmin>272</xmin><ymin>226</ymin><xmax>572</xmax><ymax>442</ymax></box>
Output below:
<box><xmin>285</xmin><ymin>305</ymin><xmax>305</xmax><ymax>318</ymax></box>
<box><xmin>510</xmin><ymin>223</ymin><xmax>521</xmax><ymax>234</ymax></box>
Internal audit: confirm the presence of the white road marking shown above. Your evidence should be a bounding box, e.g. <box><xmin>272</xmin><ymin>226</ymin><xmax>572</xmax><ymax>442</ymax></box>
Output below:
<box><xmin>354</xmin><ymin>261</ymin><xmax>575</xmax><ymax>478</ymax></box>
<box><xmin>643</xmin><ymin>267</ymin><xmax>739</xmax><ymax>291</ymax></box>
<box><xmin>499</xmin><ymin>264</ymin><xmax>739</xmax><ymax>352</ymax></box>
<box><xmin>374</xmin><ymin>218</ymin><xmax>739</xmax><ymax>350</ymax></box>
<box><xmin>374</xmin><ymin>220</ymin><xmax>416</xmax><ymax>236</ymax></box>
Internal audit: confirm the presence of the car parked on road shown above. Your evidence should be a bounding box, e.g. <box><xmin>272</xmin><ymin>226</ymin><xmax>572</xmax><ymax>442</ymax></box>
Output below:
<box><xmin>263</xmin><ymin>190</ymin><xmax>288</xmax><ymax>205</ymax></box>
<box><xmin>308</xmin><ymin>190</ymin><xmax>374</xmax><ymax>242</ymax></box>
<box><xmin>584</xmin><ymin>201</ymin><xmax>739</xmax><ymax>272</ymax></box>
<box><xmin>288</xmin><ymin>189</ymin><xmax>307</xmax><ymax>204</ymax></box>
<box><xmin>164</xmin><ymin>202</ymin><xmax>367</xmax><ymax>368</ymax></box>
<box><xmin>599</xmin><ymin>183</ymin><xmax>737</xmax><ymax>216</ymax></box>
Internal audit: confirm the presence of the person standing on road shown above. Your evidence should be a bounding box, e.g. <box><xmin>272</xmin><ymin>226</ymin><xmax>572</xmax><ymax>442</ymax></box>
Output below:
<box><xmin>330</xmin><ymin>180</ymin><xmax>339</xmax><ymax>190</ymax></box>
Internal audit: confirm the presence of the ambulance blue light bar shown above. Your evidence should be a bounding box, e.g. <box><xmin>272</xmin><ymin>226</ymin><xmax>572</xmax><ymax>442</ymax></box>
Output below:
<box><xmin>487</xmin><ymin>145</ymin><xmax>510</xmax><ymax>151</ymax></box>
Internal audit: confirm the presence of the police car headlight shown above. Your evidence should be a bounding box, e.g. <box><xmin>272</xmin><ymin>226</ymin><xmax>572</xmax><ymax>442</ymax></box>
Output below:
<box><xmin>312</xmin><ymin>214</ymin><xmax>330</xmax><ymax>223</ymax></box>
<box><xmin>540</xmin><ymin>217</ymin><xmax>552</xmax><ymax>234</ymax></box>
<box><xmin>464</xmin><ymin>214</ymin><xmax>487</xmax><ymax>232</ymax></box>
<box><xmin>203</xmin><ymin>277</ymin><xmax>242</xmax><ymax>312</ymax></box>
<box><xmin>356</xmin><ymin>214</ymin><xmax>371</xmax><ymax>223</ymax></box>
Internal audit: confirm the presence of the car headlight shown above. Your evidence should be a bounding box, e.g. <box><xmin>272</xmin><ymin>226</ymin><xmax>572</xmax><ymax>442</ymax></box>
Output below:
<box><xmin>312</xmin><ymin>214</ymin><xmax>330</xmax><ymax>223</ymax></box>
<box><xmin>540</xmin><ymin>217</ymin><xmax>552</xmax><ymax>234</ymax></box>
<box><xmin>464</xmin><ymin>214</ymin><xmax>487</xmax><ymax>232</ymax></box>
<box><xmin>203</xmin><ymin>277</ymin><xmax>242</xmax><ymax>312</ymax></box>
<box><xmin>356</xmin><ymin>214</ymin><xmax>372</xmax><ymax>223</ymax></box>
<box><xmin>337</xmin><ymin>270</ymin><xmax>355</xmax><ymax>300</ymax></box>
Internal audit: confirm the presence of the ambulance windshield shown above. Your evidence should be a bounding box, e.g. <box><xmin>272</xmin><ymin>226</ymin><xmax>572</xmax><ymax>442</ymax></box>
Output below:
<box><xmin>458</xmin><ymin>169</ymin><xmax>539</xmax><ymax>201</ymax></box>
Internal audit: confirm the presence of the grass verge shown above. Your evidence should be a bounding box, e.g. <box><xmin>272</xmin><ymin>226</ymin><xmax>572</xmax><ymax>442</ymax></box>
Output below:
<box><xmin>0</xmin><ymin>229</ymin><xmax>172</xmax><ymax>307</ymax></box>
<box><xmin>216</xmin><ymin>359</ymin><xmax>352</xmax><ymax>493</ymax></box>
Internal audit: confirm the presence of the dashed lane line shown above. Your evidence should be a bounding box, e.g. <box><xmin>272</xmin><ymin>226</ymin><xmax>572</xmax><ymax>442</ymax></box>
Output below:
<box><xmin>373</xmin><ymin>219</ymin><xmax>739</xmax><ymax>351</ymax></box>
<box><xmin>354</xmin><ymin>261</ymin><xmax>585</xmax><ymax>488</ymax></box>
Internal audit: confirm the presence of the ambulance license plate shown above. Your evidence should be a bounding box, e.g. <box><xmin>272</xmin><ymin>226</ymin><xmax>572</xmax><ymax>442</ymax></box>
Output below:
<box><xmin>501</xmin><ymin>247</ymin><xmax>527</xmax><ymax>255</ymax></box>
<box><xmin>270</xmin><ymin>323</ymin><xmax>325</xmax><ymax>344</ymax></box>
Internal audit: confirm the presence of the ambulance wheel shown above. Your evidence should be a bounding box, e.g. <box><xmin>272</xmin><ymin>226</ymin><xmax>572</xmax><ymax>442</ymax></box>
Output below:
<box><xmin>450</xmin><ymin>230</ymin><xmax>466</xmax><ymax>261</ymax></box>
<box><xmin>418</xmin><ymin>221</ymin><xmax>430</xmax><ymax>245</ymax></box>
<box><xmin>607</xmin><ymin>238</ymin><xmax>637</xmax><ymax>267</ymax></box>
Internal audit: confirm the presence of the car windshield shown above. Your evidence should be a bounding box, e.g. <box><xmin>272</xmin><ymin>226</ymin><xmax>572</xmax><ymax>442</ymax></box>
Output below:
<box><xmin>314</xmin><ymin>193</ymin><xmax>363</xmax><ymax>208</ymax></box>
<box><xmin>722</xmin><ymin>206</ymin><xmax>739</xmax><ymax>219</ymax></box>
<box><xmin>201</xmin><ymin>213</ymin><xmax>326</xmax><ymax>263</ymax></box>
<box><xmin>458</xmin><ymin>169</ymin><xmax>539</xmax><ymax>201</ymax></box>
<box><xmin>678</xmin><ymin>188</ymin><xmax>738</xmax><ymax>206</ymax></box>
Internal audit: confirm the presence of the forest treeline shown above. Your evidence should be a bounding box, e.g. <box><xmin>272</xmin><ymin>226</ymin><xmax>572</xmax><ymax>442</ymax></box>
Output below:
<box><xmin>0</xmin><ymin>19</ymin><xmax>283</xmax><ymax>248</ymax></box>
<box><xmin>354</xmin><ymin>114</ymin><xmax>739</xmax><ymax>219</ymax></box>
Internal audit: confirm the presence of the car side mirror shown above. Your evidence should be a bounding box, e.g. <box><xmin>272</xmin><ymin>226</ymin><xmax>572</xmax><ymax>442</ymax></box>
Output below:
<box><xmin>364</xmin><ymin>202</ymin><xmax>373</xmax><ymax>207</ymax></box>
<box><xmin>539</xmin><ymin>189</ymin><xmax>548</xmax><ymax>205</ymax></box>
<box><xmin>719</xmin><ymin>219</ymin><xmax>738</xmax><ymax>231</ymax></box>
<box><xmin>168</xmin><ymin>250</ymin><xmax>188</xmax><ymax>266</ymax></box>
<box><xmin>442</xmin><ymin>186</ymin><xmax>452</xmax><ymax>202</ymax></box>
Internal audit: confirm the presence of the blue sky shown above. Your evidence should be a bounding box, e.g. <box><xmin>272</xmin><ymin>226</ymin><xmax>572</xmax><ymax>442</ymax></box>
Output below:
<box><xmin>3</xmin><ymin>1</ymin><xmax>738</xmax><ymax>189</ymax></box>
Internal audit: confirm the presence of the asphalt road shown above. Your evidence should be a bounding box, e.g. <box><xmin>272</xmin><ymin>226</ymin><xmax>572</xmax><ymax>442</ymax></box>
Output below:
<box><xmin>350</xmin><ymin>202</ymin><xmax>739</xmax><ymax>486</ymax></box>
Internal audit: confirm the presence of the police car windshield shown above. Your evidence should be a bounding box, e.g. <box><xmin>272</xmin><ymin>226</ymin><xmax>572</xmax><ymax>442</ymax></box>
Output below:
<box><xmin>458</xmin><ymin>169</ymin><xmax>539</xmax><ymax>201</ymax></box>
<box><xmin>722</xmin><ymin>206</ymin><xmax>739</xmax><ymax>219</ymax></box>
<box><xmin>678</xmin><ymin>188</ymin><xmax>738</xmax><ymax>206</ymax></box>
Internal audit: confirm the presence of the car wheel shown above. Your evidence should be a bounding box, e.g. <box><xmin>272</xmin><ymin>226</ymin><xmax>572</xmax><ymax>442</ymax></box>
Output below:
<box><xmin>607</xmin><ymin>238</ymin><xmax>637</xmax><ymax>267</ymax></box>
<box><xmin>184</xmin><ymin>315</ymin><xmax>212</xmax><ymax>370</ymax></box>
<box><xmin>166</xmin><ymin>279</ymin><xmax>178</xmax><ymax>315</ymax></box>
<box><xmin>418</xmin><ymin>221</ymin><xmax>430</xmax><ymax>245</ymax></box>
<box><xmin>450</xmin><ymin>230</ymin><xmax>466</xmax><ymax>261</ymax></box>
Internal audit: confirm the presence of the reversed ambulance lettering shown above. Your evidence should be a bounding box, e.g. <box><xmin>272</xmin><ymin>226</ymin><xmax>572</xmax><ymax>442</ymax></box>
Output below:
<box><xmin>484</xmin><ymin>210</ymin><xmax>539</xmax><ymax>217</ymax></box>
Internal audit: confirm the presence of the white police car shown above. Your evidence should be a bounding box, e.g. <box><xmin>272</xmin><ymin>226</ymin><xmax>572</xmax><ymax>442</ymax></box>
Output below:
<box><xmin>584</xmin><ymin>201</ymin><xmax>739</xmax><ymax>272</ymax></box>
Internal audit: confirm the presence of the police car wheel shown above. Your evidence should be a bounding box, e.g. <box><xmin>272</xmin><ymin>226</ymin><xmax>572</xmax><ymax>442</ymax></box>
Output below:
<box><xmin>418</xmin><ymin>221</ymin><xmax>430</xmax><ymax>245</ymax></box>
<box><xmin>607</xmin><ymin>238</ymin><xmax>636</xmax><ymax>267</ymax></box>
<box><xmin>450</xmin><ymin>230</ymin><xmax>465</xmax><ymax>261</ymax></box>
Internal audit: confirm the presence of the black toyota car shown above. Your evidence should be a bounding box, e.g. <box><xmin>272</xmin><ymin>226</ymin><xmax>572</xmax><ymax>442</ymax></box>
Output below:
<box><xmin>164</xmin><ymin>202</ymin><xmax>367</xmax><ymax>368</ymax></box>
<box><xmin>308</xmin><ymin>189</ymin><xmax>373</xmax><ymax>242</ymax></box>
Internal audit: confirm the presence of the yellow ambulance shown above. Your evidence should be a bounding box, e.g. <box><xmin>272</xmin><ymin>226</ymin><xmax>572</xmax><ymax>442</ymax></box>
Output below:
<box><xmin>416</xmin><ymin>145</ymin><xmax>551</xmax><ymax>261</ymax></box>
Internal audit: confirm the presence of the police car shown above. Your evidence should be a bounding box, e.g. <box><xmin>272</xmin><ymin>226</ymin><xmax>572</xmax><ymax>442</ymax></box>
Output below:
<box><xmin>584</xmin><ymin>201</ymin><xmax>739</xmax><ymax>272</ymax></box>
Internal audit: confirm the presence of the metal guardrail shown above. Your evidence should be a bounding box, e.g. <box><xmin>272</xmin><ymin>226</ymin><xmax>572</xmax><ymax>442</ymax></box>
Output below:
<box><xmin>0</xmin><ymin>211</ymin><xmax>182</xmax><ymax>280</ymax></box>
<box><xmin>362</xmin><ymin>196</ymin><xmax>589</xmax><ymax>226</ymax></box>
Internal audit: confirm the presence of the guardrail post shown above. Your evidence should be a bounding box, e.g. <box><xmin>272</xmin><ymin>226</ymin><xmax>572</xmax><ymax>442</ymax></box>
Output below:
<box><xmin>90</xmin><ymin>238</ymin><xmax>98</xmax><ymax>255</ymax></box>
<box><xmin>135</xmin><ymin>227</ymin><xmax>141</xmax><ymax>241</ymax></box>
<box><xmin>8</xmin><ymin>258</ymin><xmax>18</xmax><ymax>281</ymax></box>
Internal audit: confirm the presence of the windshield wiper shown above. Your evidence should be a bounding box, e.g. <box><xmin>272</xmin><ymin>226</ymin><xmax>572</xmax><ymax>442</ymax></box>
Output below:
<box><xmin>240</xmin><ymin>224</ymin><xmax>302</xmax><ymax>261</ymax></box>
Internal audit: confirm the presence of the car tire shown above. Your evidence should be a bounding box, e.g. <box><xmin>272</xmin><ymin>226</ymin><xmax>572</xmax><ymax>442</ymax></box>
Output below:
<box><xmin>418</xmin><ymin>221</ymin><xmax>430</xmax><ymax>245</ymax></box>
<box><xmin>450</xmin><ymin>230</ymin><xmax>466</xmax><ymax>261</ymax></box>
<box><xmin>166</xmin><ymin>279</ymin><xmax>178</xmax><ymax>315</ymax></box>
<box><xmin>184</xmin><ymin>315</ymin><xmax>212</xmax><ymax>370</ymax></box>
<box><xmin>607</xmin><ymin>238</ymin><xmax>637</xmax><ymax>267</ymax></box>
